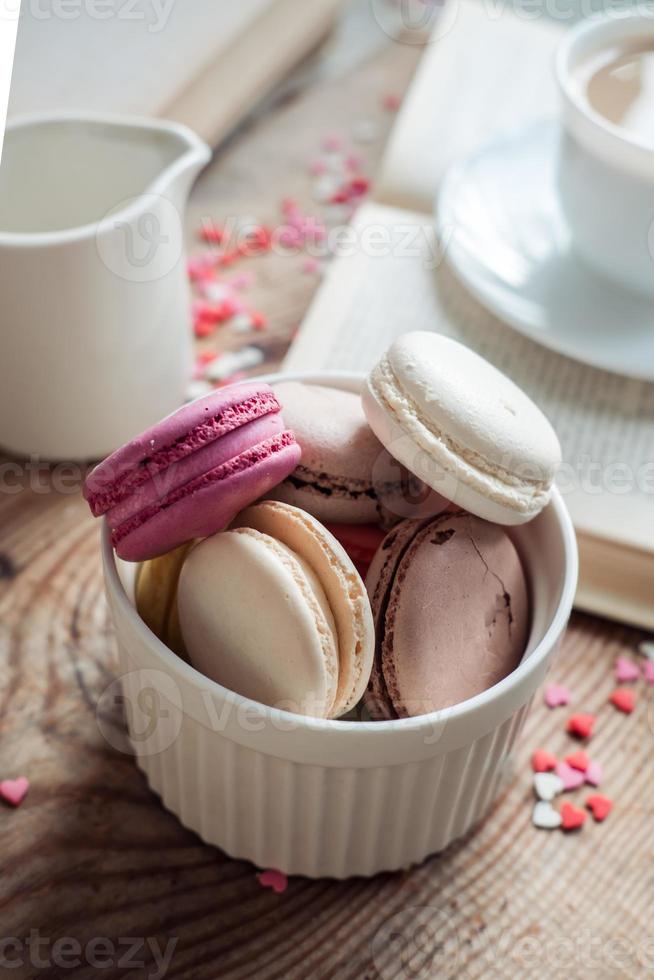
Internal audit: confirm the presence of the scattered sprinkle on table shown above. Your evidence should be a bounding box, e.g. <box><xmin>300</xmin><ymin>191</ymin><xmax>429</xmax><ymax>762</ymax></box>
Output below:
<box><xmin>532</xmin><ymin>749</ymin><xmax>558</xmax><ymax>772</ymax></box>
<box><xmin>532</xmin><ymin>800</ymin><xmax>561</xmax><ymax>829</ymax></box>
<box><xmin>0</xmin><ymin>777</ymin><xmax>29</xmax><ymax>807</ymax></box>
<box><xmin>258</xmin><ymin>869</ymin><xmax>288</xmax><ymax>894</ymax></box>
<box><xmin>586</xmin><ymin>794</ymin><xmax>613</xmax><ymax>822</ymax></box>
<box><xmin>637</xmin><ymin>640</ymin><xmax>654</xmax><ymax>660</ymax></box>
<box><xmin>555</xmin><ymin>761</ymin><xmax>586</xmax><ymax>791</ymax></box>
<box><xmin>534</xmin><ymin>772</ymin><xmax>564</xmax><ymax>801</ymax></box>
<box><xmin>584</xmin><ymin>760</ymin><xmax>603</xmax><ymax>787</ymax></box>
<box><xmin>610</xmin><ymin>688</ymin><xmax>636</xmax><ymax>714</ymax></box>
<box><xmin>566</xmin><ymin>713</ymin><xmax>596</xmax><ymax>740</ymax></box>
<box><xmin>544</xmin><ymin>682</ymin><xmax>571</xmax><ymax>708</ymax></box>
<box><xmin>614</xmin><ymin>656</ymin><xmax>640</xmax><ymax>682</ymax></box>
<box><xmin>561</xmin><ymin>801</ymin><xmax>587</xmax><ymax>831</ymax></box>
<box><xmin>564</xmin><ymin>750</ymin><xmax>589</xmax><ymax>772</ymax></box>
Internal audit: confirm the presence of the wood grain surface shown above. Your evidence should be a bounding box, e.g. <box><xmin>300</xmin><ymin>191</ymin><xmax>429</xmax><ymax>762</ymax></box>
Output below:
<box><xmin>1</xmin><ymin>6</ymin><xmax>653</xmax><ymax>979</ymax></box>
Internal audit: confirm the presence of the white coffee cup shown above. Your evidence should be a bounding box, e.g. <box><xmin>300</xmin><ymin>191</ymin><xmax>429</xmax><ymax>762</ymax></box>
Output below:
<box><xmin>556</xmin><ymin>13</ymin><xmax>654</xmax><ymax>295</ymax></box>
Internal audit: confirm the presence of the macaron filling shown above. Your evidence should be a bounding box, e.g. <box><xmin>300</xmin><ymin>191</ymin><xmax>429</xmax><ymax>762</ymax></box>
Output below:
<box><xmin>86</xmin><ymin>389</ymin><xmax>281</xmax><ymax>517</ymax></box>
<box><xmin>110</xmin><ymin>430</ymin><xmax>297</xmax><ymax>548</ymax></box>
<box><xmin>286</xmin><ymin>465</ymin><xmax>378</xmax><ymax>503</ymax></box>
<box><xmin>369</xmin><ymin>356</ymin><xmax>553</xmax><ymax>514</ymax></box>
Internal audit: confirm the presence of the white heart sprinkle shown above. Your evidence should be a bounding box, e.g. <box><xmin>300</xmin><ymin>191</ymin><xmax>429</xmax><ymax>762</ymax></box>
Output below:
<box><xmin>532</xmin><ymin>801</ymin><xmax>562</xmax><ymax>829</ymax></box>
<box><xmin>534</xmin><ymin>772</ymin><xmax>565</xmax><ymax>801</ymax></box>
<box><xmin>638</xmin><ymin>641</ymin><xmax>654</xmax><ymax>661</ymax></box>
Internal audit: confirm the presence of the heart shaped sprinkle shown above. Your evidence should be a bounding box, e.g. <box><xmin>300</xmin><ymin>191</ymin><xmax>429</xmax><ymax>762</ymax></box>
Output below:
<box><xmin>532</xmin><ymin>749</ymin><xmax>558</xmax><ymax>773</ymax></box>
<box><xmin>561</xmin><ymin>801</ymin><xmax>587</xmax><ymax>831</ymax></box>
<box><xmin>586</xmin><ymin>794</ymin><xmax>613</xmax><ymax>822</ymax></box>
<box><xmin>638</xmin><ymin>641</ymin><xmax>654</xmax><ymax>661</ymax></box>
<box><xmin>544</xmin><ymin>683</ymin><xmax>571</xmax><ymax>708</ymax></box>
<box><xmin>643</xmin><ymin>661</ymin><xmax>654</xmax><ymax>684</ymax></box>
<box><xmin>610</xmin><ymin>688</ymin><xmax>636</xmax><ymax>714</ymax></box>
<box><xmin>614</xmin><ymin>657</ymin><xmax>640</xmax><ymax>683</ymax></box>
<box><xmin>585</xmin><ymin>761</ymin><xmax>603</xmax><ymax>787</ymax></box>
<box><xmin>532</xmin><ymin>801</ymin><xmax>562</xmax><ymax>830</ymax></box>
<box><xmin>564</xmin><ymin>750</ymin><xmax>589</xmax><ymax>772</ymax></box>
<box><xmin>534</xmin><ymin>772</ymin><xmax>564</xmax><ymax>801</ymax></box>
<box><xmin>258</xmin><ymin>869</ymin><xmax>288</xmax><ymax>894</ymax></box>
<box><xmin>0</xmin><ymin>777</ymin><xmax>29</xmax><ymax>808</ymax></box>
<box><xmin>566</xmin><ymin>713</ymin><xmax>596</xmax><ymax>740</ymax></box>
<box><xmin>555</xmin><ymin>761</ymin><xmax>586</xmax><ymax>791</ymax></box>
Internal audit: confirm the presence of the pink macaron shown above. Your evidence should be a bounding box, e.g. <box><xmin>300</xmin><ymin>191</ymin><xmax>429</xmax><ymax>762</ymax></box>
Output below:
<box><xmin>84</xmin><ymin>383</ymin><xmax>301</xmax><ymax>561</ymax></box>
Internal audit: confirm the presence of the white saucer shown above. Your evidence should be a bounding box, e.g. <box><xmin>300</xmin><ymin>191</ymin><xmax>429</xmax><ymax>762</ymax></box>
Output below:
<box><xmin>436</xmin><ymin>121</ymin><xmax>654</xmax><ymax>382</ymax></box>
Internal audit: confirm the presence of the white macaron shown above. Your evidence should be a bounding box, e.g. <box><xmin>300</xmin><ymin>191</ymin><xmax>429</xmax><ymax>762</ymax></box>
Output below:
<box><xmin>362</xmin><ymin>332</ymin><xmax>561</xmax><ymax>525</ymax></box>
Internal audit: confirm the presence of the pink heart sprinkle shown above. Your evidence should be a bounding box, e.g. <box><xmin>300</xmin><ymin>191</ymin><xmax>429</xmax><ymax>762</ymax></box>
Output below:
<box><xmin>614</xmin><ymin>657</ymin><xmax>640</xmax><ymax>683</ymax></box>
<box><xmin>544</xmin><ymin>683</ymin><xmax>571</xmax><ymax>708</ymax></box>
<box><xmin>258</xmin><ymin>869</ymin><xmax>288</xmax><ymax>894</ymax></box>
<box><xmin>643</xmin><ymin>661</ymin><xmax>654</xmax><ymax>684</ymax></box>
<box><xmin>0</xmin><ymin>777</ymin><xmax>29</xmax><ymax>807</ymax></box>
<box><xmin>585</xmin><ymin>761</ymin><xmax>603</xmax><ymax>787</ymax></box>
<box><xmin>555</xmin><ymin>761</ymin><xmax>585</xmax><ymax>791</ymax></box>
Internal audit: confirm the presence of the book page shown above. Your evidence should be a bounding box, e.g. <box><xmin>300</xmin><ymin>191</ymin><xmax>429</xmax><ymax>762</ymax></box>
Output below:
<box><xmin>284</xmin><ymin>203</ymin><xmax>654</xmax><ymax>552</ymax></box>
<box><xmin>376</xmin><ymin>0</ymin><xmax>562</xmax><ymax>214</ymax></box>
<box><xmin>8</xmin><ymin>0</ymin><xmax>273</xmax><ymax>119</ymax></box>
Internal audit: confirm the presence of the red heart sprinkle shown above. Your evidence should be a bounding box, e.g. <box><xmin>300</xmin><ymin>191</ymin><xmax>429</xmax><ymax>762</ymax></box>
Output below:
<box><xmin>258</xmin><ymin>869</ymin><xmax>288</xmax><ymax>894</ymax></box>
<box><xmin>532</xmin><ymin>749</ymin><xmax>558</xmax><ymax>773</ymax></box>
<box><xmin>0</xmin><ymin>777</ymin><xmax>29</xmax><ymax>807</ymax></box>
<box><xmin>561</xmin><ymin>801</ymin><xmax>587</xmax><ymax>831</ymax></box>
<box><xmin>586</xmin><ymin>794</ymin><xmax>613</xmax><ymax>822</ymax></box>
<box><xmin>566</xmin><ymin>714</ymin><xmax>596</xmax><ymax>739</ymax></box>
<box><xmin>610</xmin><ymin>688</ymin><xmax>636</xmax><ymax>713</ymax></box>
<box><xmin>564</xmin><ymin>750</ymin><xmax>589</xmax><ymax>772</ymax></box>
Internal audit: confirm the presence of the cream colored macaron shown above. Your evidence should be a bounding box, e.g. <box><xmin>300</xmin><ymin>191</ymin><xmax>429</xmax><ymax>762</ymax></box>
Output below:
<box><xmin>177</xmin><ymin>501</ymin><xmax>374</xmax><ymax>718</ymax></box>
<box><xmin>362</xmin><ymin>332</ymin><xmax>562</xmax><ymax>525</ymax></box>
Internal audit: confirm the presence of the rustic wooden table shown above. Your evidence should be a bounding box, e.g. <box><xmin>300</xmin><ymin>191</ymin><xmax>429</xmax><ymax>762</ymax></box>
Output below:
<box><xmin>1</xmin><ymin>7</ymin><xmax>653</xmax><ymax>979</ymax></box>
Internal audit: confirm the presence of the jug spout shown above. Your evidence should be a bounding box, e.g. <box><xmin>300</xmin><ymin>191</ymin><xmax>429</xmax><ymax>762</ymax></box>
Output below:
<box><xmin>156</xmin><ymin>120</ymin><xmax>212</xmax><ymax>207</ymax></box>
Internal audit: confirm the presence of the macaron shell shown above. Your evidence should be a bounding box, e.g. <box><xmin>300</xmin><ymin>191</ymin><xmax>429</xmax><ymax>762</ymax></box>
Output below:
<box><xmin>272</xmin><ymin>381</ymin><xmax>447</xmax><ymax>525</ymax></box>
<box><xmin>363</xmin><ymin>333</ymin><xmax>561</xmax><ymax>524</ymax></box>
<box><xmin>113</xmin><ymin>436</ymin><xmax>301</xmax><ymax>561</ymax></box>
<box><xmin>364</xmin><ymin>518</ymin><xmax>431</xmax><ymax>719</ymax></box>
<box><xmin>386</xmin><ymin>333</ymin><xmax>561</xmax><ymax>478</ymax></box>
<box><xmin>272</xmin><ymin>381</ymin><xmax>402</xmax><ymax>524</ymax></box>
<box><xmin>135</xmin><ymin>541</ymin><xmax>195</xmax><ymax>657</ymax></box>
<box><xmin>107</xmin><ymin>412</ymin><xmax>287</xmax><ymax>528</ymax></box>
<box><xmin>85</xmin><ymin>382</ymin><xmax>280</xmax><ymax>512</ymax></box>
<box><xmin>374</xmin><ymin>514</ymin><xmax>529</xmax><ymax>718</ymax></box>
<box><xmin>233</xmin><ymin>501</ymin><xmax>375</xmax><ymax>717</ymax></box>
<box><xmin>177</xmin><ymin>528</ymin><xmax>339</xmax><ymax>716</ymax></box>
<box><xmin>365</xmin><ymin>371</ymin><xmax>540</xmax><ymax>526</ymax></box>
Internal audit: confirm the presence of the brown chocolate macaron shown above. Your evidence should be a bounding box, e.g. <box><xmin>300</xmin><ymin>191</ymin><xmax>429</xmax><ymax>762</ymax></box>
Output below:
<box><xmin>364</xmin><ymin>512</ymin><xmax>530</xmax><ymax>719</ymax></box>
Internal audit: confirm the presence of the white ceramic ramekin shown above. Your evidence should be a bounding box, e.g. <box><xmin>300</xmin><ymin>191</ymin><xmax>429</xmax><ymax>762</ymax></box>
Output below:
<box><xmin>101</xmin><ymin>372</ymin><xmax>578</xmax><ymax>878</ymax></box>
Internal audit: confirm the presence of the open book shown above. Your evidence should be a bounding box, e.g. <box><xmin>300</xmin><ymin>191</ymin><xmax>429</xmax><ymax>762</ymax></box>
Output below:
<box><xmin>8</xmin><ymin>0</ymin><xmax>342</xmax><ymax>145</ymax></box>
<box><xmin>285</xmin><ymin>1</ymin><xmax>654</xmax><ymax>630</ymax></box>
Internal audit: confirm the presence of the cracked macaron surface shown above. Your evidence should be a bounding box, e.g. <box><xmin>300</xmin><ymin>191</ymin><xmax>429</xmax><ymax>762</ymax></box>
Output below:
<box><xmin>364</xmin><ymin>512</ymin><xmax>530</xmax><ymax>719</ymax></box>
<box><xmin>83</xmin><ymin>383</ymin><xmax>301</xmax><ymax>561</ymax></box>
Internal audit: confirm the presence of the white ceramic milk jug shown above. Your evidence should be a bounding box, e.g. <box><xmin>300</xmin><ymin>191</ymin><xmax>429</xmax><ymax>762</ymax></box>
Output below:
<box><xmin>0</xmin><ymin>112</ymin><xmax>211</xmax><ymax>460</ymax></box>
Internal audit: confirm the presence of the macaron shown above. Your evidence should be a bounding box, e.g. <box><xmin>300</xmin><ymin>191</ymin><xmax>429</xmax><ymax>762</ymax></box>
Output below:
<box><xmin>177</xmin><ymin>501</ymin><xmax>375</xmax><ymax>718</ymax></box>
<box><xmin>362</xmin><ymin>333</ymin><xmax>562</xmax><ymax>525</ymax></box>
<box><xmin>365</xmin><ymin>512</ymin><xmax>529</xmax><ymax>719</ymax></box>
<box><xmin>135</xmin><ymin>541</ymin><xmax>195</xmax><ymax>657</ymax></box>
<box><xmin>83</xmin><ymin>383</ymin><xmax>301</xmax><ymax>561</ymax></box>
<box><xmin>270</xmin><ymin>382</ymin><xmax>444</xmax><ymax>526</ymax></box>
